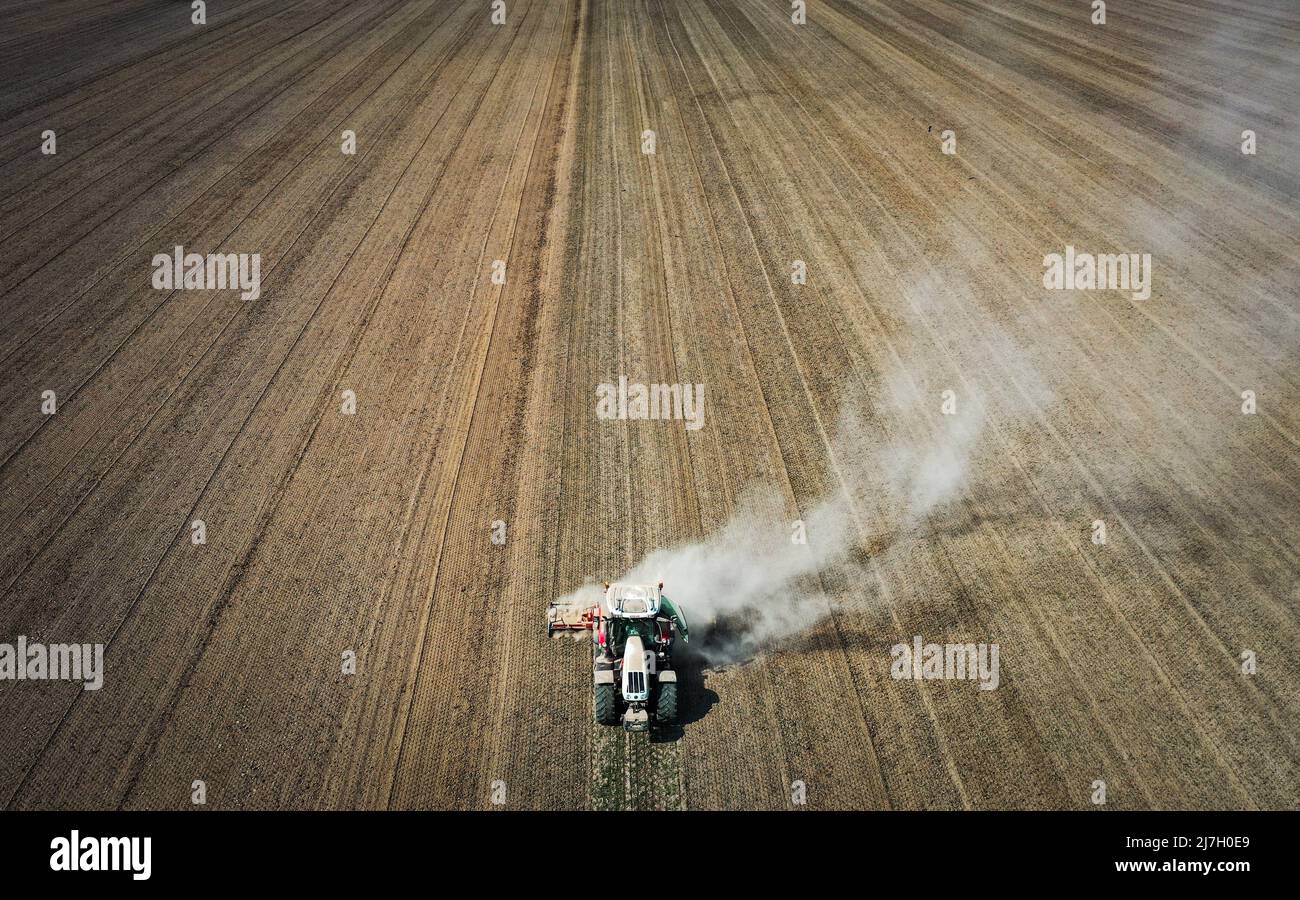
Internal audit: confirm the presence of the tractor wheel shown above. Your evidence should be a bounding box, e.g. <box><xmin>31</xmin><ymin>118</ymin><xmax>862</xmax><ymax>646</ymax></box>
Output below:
<box><xmin>594</xmin><ymin>682</ymin><xmax>618</xmax><ymax>725</ymax></box>
<box><xmin>656</xmin><ymin>680</ymin><xmax>678</xmax><ymax>726</ymax></box>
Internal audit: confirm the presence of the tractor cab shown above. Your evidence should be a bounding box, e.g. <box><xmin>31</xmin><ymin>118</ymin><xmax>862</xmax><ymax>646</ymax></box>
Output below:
<box><xmin>605</xmin><ymin>582</ymin><xmax>661</xmax><ymax>618</ymax></box>
<box><xmin>603</xmin><ymin>582</ymin><xmax>689</xmax><ymax>648</ymax></box>
<box><xmin>601</xmin><ymin>583</ymin><xmax>689</xmax><ymax>662</ymax></box>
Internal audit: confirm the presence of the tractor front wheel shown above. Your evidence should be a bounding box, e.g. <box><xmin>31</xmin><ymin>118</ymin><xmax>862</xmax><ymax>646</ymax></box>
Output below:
<box><xmin>656</xmin><ymin>680</ymin><xmax>678</xmax><ymax>725</ymax></box>
<box><xmin>594</xmin><ymin>682</ymin><xmax>618</xmax><ymax>725</ymax></box>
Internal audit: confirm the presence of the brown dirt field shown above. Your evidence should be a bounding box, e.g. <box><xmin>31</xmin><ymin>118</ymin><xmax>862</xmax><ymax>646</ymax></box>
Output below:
<box><xmin>0</xmin><ymin>0</ymin><xmax>1296</xmax><ymax>810</ymax></box>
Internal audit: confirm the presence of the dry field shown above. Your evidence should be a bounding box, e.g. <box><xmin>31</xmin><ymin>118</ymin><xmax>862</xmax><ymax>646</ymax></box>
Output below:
<box><xmin>0</xmin><ymin>0</ymin><xmax>1296</xmax><ymax>811</ymax></box>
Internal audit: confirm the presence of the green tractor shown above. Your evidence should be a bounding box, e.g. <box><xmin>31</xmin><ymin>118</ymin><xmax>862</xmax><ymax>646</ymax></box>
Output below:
<box><xmin>548</xmin><ymin>581</ymin><xmax>689</xmax><ymax>732</ymax></box>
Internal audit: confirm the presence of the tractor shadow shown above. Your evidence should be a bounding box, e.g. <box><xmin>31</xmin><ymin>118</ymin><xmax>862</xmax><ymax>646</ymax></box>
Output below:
<box><xmin>652</xmin><ymin>614</ymin><xmax>778</xmax><ymax>742</ymax></box>
<box><xmin>651</xmin><ymin>646</ymin><xmax>719</xmax><ymax>743</ymax></box>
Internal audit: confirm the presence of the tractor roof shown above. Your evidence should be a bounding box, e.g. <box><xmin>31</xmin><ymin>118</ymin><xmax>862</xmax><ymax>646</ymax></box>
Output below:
<box><xmin>605</xmin><ymin>583</ymin><xmax>661</xmax><ymax>618</ymax></box>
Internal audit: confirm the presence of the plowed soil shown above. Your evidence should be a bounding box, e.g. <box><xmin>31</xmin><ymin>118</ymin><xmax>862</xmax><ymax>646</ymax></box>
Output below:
<box><xmin>1</xmin><ymin>0</ymin><xmax>1296</xmax><ymax>810</ymax></box>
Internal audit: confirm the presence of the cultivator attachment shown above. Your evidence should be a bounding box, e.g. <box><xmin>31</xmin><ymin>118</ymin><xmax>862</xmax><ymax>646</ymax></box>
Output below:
<box><xmin>546</xmin><ymin>599</ymin><xmax>599</xmax><ymax>637</ymax></box>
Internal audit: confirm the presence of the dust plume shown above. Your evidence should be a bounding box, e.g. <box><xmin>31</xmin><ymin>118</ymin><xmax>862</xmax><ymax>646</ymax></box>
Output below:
<box><xmin>554</xmin><ymin>297</ymin><xmax>1044</xmax><ymax>666</ymax></box>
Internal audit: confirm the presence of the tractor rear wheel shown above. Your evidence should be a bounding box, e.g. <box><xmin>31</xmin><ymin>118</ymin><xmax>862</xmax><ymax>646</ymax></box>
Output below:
<box><xmin>656</xmin><ymin>680</ymin><xmax>678</xmax><ymax>725</ymax></box>
<box><xmin>594</xmin><ymin>682</ymin><xmax>617</xmax><ymax>725</ymax></box>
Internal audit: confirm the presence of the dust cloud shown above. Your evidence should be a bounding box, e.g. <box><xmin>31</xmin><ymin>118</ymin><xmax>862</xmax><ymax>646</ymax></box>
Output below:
<box><xmin>554</xmin><ymin>282</ymin><xmax>1051</xmax><ymax>665</ymax></box>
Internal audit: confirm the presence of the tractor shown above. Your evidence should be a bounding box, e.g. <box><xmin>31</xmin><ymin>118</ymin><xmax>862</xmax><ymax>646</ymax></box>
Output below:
<box><xmin>548</xmin><ymin>581</ymin><xmax>689</xmax><ymax>732</ymax></box>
